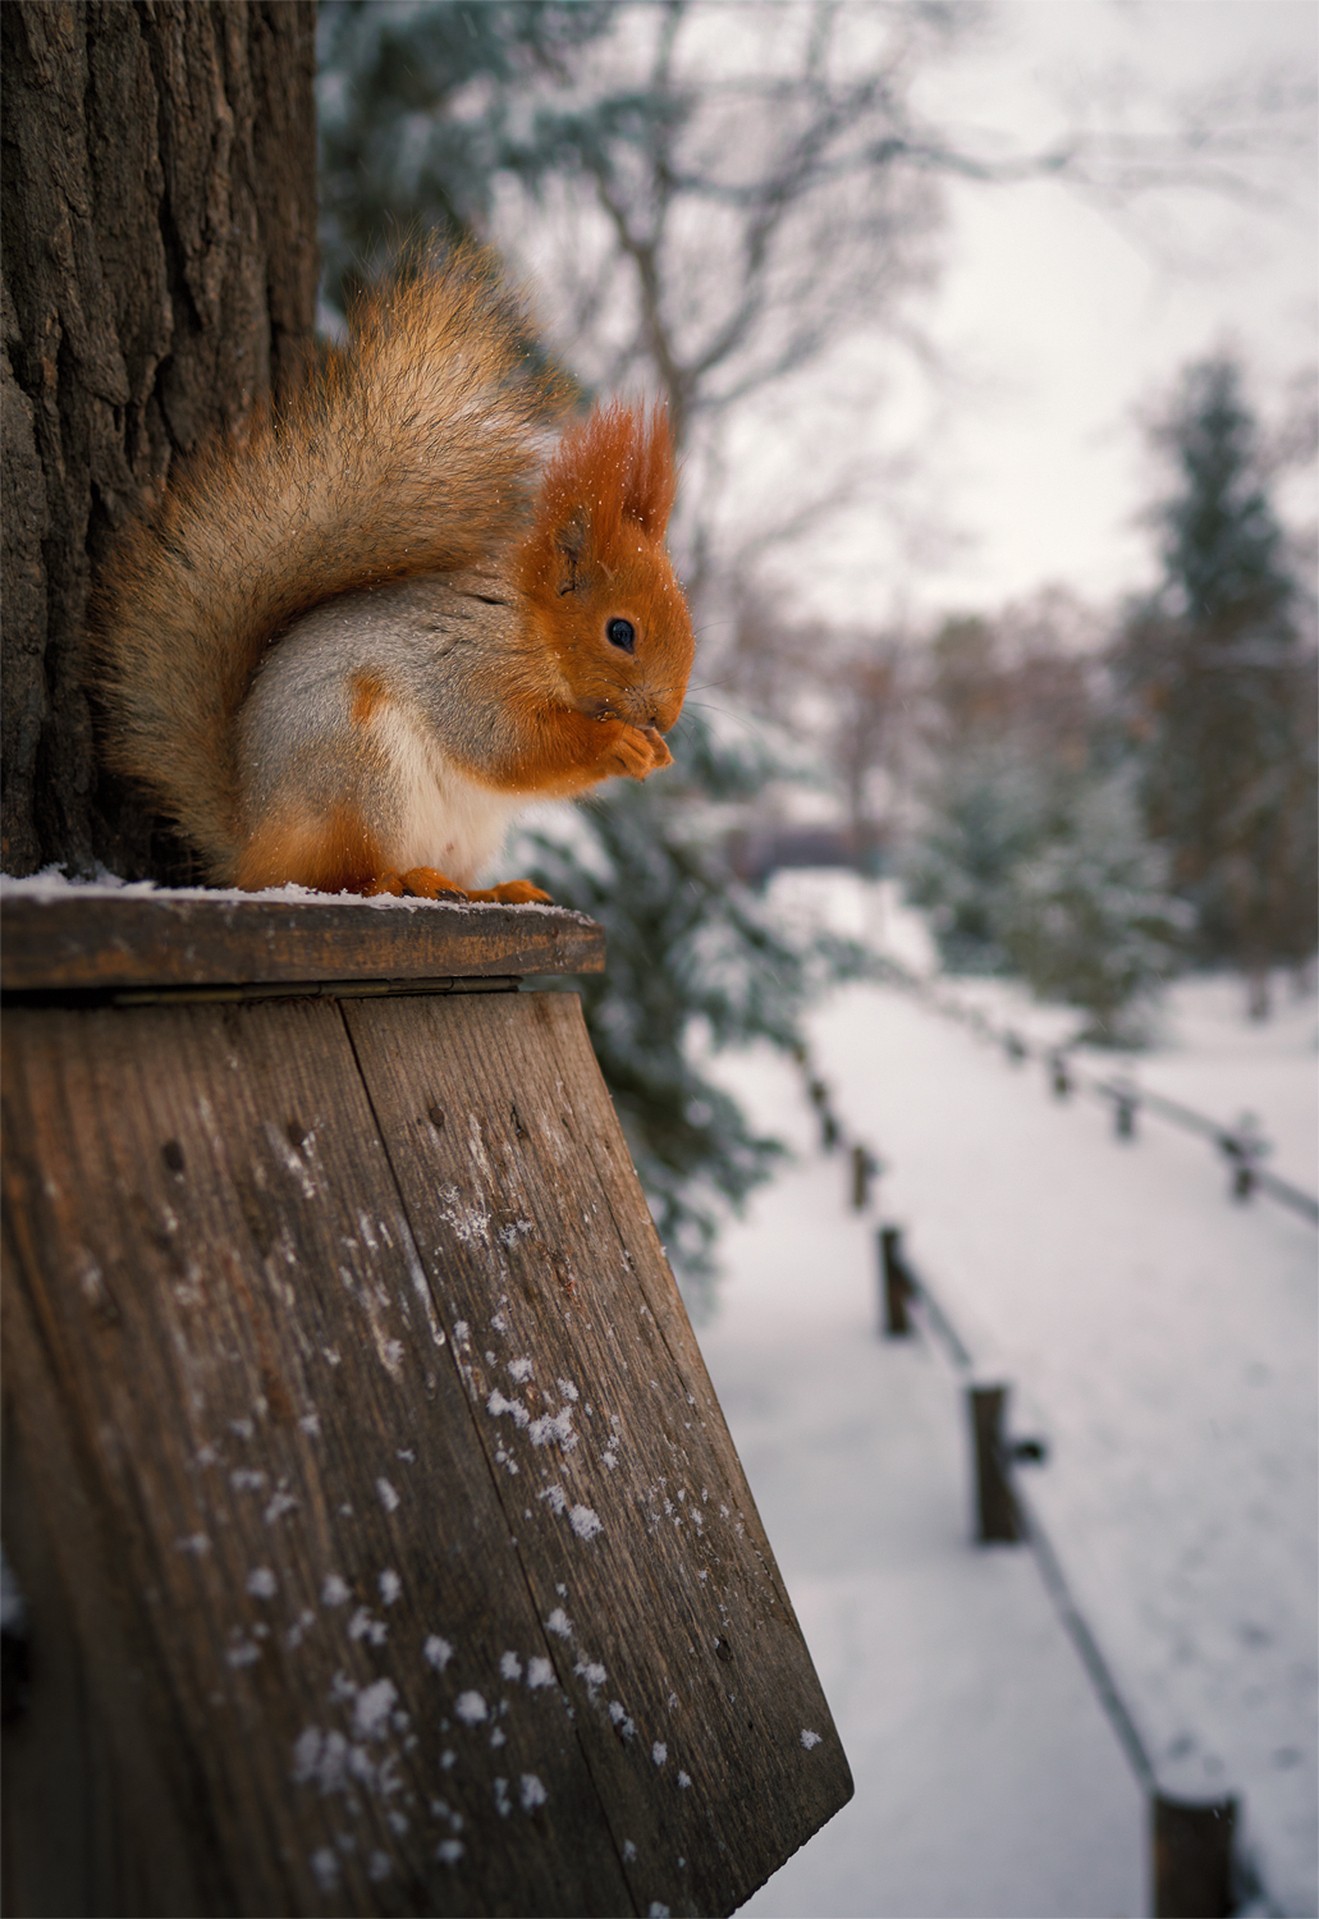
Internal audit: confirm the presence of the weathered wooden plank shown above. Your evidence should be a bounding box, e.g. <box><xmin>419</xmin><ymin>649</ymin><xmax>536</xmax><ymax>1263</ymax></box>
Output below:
<box><xmin>0</xmin><ymin>892</ymin><xmax>604</xmax><ymax>994</ymax></box>
<box><xmin>1</xmin><ymin>999</ymin><xmax>635</xmax><ymax>1917</ymax></box>
<box><xmin>344</xmin><ymin>991</ymin><xmax>853</xmax><ymax>1916</ymax></box>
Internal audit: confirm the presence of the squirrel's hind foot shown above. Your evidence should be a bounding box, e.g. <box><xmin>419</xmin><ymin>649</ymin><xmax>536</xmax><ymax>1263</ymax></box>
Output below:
<box><xmin>361</xmin><ymin>867</ymin><xmax>464</xmax><ymax>899</ymax></box>
<box><xmin>397</xmin><ymin>866</ymin><xmax>468</xmax><ymax>901</ymax></box>
<box><xmin>376</xmin><ymin>866</ymin><xmax>552</xmax><ymax>906</ymax></box>
<box><xmin>466</xmin><ymin>879</ymin><xmax>553</xmax><ymax>905</ymax></box>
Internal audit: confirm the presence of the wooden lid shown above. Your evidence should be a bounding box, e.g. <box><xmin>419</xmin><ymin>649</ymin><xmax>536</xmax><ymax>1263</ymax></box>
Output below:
<box><xmin>0</xmin><ymin>887</ymin><xmax>605</xmax><ymax>993</ymax></box>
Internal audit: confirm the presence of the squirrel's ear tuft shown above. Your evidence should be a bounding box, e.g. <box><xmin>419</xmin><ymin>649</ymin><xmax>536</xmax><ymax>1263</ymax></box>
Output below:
<box><xmin>619</xmin><ymin>403</ymin><xmax>677</xmax><ymax>539</ymax></box>
<box><xmin>525</xmin><ymin>401</ymin><xmax>678</xmax><ymax>588</ymax></box>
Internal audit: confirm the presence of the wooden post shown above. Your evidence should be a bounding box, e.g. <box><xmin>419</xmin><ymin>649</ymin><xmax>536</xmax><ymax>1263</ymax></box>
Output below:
<box><xmin>807</xmin><ymin>1077</ymin><xmax>839</xmax><ymax>1152</ymax></box>
<box><xmin>850</xmin><ymin>1143</ymin><xmax>876</xmax><ymax>1211</ymax></box>
<box><xmin>1151</xmin><ymin>1791</ymin><xmax>1237</xmax><ymax>1918</ymax></box>
<box><xmin>879</xmin><ymin>1227</ymin><xmax>912</xmax><ymax>1337</ymax></box>
<box><xmin>967</xmin><ymin>1383</ymin><xmax>1022</xmax><ymax>1544</ymax></box>
<box><xmin>1</xmin><ymin>893</ymin><xmax>852</xmax><ymax>1918</ymax></box>
<box><xmin>1049</xmin><ymin>1053</ymin><xmax>1072</xmax><ymax>1099</ymax></box>
<box><xmin>1113</xmin><ymin>1086</ymin><xmax>1137</xmax><ymax>1139</ymax></box>
<box><xmin>1222</xmin><ymin>1117</ymin><xmax>1266</xmax><ymax>1202</ymax></box>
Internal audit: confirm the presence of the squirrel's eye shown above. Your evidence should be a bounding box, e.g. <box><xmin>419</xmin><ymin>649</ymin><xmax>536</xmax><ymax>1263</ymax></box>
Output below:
<box><xmin>606</xmin><ymin>617</ymin><xmax>636</xmax><ymax>654</ymax></box>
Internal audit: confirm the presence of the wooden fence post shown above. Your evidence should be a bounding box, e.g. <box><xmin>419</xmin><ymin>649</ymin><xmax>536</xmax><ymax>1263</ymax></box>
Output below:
<box><xmin>878</xmin><ymin>1227</ymin><xmax>912</xmax><ymax>1338</ymax></box>
<box><xmin>1151</xmin><ymin>1791</ymin><xmax>1237</xmax><ymax>1918</ymax></box>
<box><xmin>967</xmin><ymin>1383</ymin><xmax>1022</xmax><ymax>1544</ymax></box>
<box><xmin>1222</xmin><ymin>1117</ymin><xmax>1266</xmax><ymax>1202</ymax></box>
<box><xmin>807</xmin><ymin>1077</ymin><xmax>840</xmax><ymax>1152</ymax></box>
<box><xmin>850</xmin><ymin>1143</ymin><xmax>877</xmax><ymax>1211</ymax></box>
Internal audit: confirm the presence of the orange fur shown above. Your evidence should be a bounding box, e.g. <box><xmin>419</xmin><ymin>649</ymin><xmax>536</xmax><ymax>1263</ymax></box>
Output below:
<box><xmin>490</xmin><ymin>402</ymin><xmax>693</xmax><ymax>795</ymax></box>
<box><xmin>234</xmin><ymin>803</ymin><xmax>387</xmax><ymax>895</ymax></box>
<box><xmin>519</xmin><ymin>403</ymin><xmax>677</xmax><ymax>593</ymax></box>
<box><xmin>477</xmin><ymin>706</ymin><xmax>675</xmax><ymax>797</ymax></box>
<box><xmin>350</xmin><ymin>672</ymin><xmax>389</xmax><ymax>726</ymax></box>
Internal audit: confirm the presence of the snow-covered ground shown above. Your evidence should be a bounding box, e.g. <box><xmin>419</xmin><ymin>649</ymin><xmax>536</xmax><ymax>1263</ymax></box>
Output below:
<box><xmin>696</xmin><ymin>876</ymin><xmax>1318</xmax><ymax>1918</ymax></box>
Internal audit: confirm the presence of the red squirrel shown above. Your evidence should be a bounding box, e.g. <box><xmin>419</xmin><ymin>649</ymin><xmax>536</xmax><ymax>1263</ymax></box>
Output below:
<box><xmin>94</xmin><ymin>248</ymin><xmax>694</xmax><ymax>903</ymax></box>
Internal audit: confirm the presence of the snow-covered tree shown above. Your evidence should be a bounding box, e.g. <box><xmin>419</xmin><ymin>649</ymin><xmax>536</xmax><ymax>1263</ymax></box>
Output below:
<box><xmin>1000</xmin><ymin>771</ymin><xmax>1189</xmax><ymax>1044</ymax></box>
<box><xmin>904</xmin><ymin>745</ymin><xmax>1053</xmax><ymax>975</ymax></box>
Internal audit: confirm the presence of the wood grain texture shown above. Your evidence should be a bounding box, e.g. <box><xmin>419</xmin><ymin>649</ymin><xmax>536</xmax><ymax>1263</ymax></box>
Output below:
<box><xmin>0</xmin><ymin>893</ymin><xmax>605</xmax><ymax>993</ymax></box>
<box><xmin>344</xmin><ymin>992</ymin><xmax>853</xmax><ymax>1914</ymax></box>
<box><xmin>2</xmin><ymin>991</ymin><xmax>850</xmax><ymax>1916</ymax></box>
<box><xmin>2</xmin><ymin>997</ymin><xmax>634</xmax><ymax>1917</ymax></box>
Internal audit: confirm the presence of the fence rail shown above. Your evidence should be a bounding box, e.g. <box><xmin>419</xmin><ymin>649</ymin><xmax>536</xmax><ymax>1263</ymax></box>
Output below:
<box><xmin>872</xmin><ymin>958</ymin><xmax>1319</xmax><ymax>1228</ymax></box>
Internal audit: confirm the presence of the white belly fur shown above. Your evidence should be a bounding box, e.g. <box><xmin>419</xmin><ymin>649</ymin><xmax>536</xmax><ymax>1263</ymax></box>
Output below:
<box><xmin>376</xmin><ymin>705</ymin><xmax>525</xmax><ymax>886</ymax></box>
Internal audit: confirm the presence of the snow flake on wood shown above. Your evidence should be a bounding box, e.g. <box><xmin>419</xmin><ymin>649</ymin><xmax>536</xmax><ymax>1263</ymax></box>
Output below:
<box><xmin>529</xmin><ymin>1405</ymin><xmax>578</xmax><ymax>1452</ymax></box>
<box><xmin>569</xmin><ymin>1504</ymin><xmax>603</xmax><ymax>1542</ymax></box>
<box><xmin>352</xmin><ymin>1679</ymin><xmax>399</xmax><ymax>1741</ymax></box>
<box><xmin>348</xmin><ymin>1606</ymin><xmax>387</xmax><ymax>1646</ymax></box>
<box><xmin>487</xmin><ymin>1388</ymin><xmax>531</xmax><ymax>1429</ymax></box>
<box><xmin>309</xmin><ymin>1847</ymin><xmax>339</xmax><ymax>1892</ymax></box>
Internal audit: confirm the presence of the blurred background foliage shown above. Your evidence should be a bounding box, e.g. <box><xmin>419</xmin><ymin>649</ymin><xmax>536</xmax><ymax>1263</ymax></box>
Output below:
<box><xmin>316</xmin><ymin>0</ymin><xmax>1317</xmax><ymax>1296</ymax></box>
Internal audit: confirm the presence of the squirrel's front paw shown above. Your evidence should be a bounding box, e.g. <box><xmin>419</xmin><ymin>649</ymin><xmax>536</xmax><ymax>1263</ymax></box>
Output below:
<box><xmin>608</xmin><ymin>723</ymin><xmax>674</xmax><ymax>780</ymax></box>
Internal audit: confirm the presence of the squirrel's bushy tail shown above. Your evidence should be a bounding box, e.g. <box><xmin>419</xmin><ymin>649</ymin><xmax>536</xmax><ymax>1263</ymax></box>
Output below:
<box><xmin>94</xmin><ymin>245</ymin><xmax>567</xmax><ymax>876</ymax></box>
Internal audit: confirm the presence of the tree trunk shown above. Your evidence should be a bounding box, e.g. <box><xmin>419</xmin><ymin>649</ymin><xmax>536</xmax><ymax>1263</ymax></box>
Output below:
<box><xmin>1</xmin><ymin>0</ymin><xmax>318</xmax><ymax>881</ymax></box>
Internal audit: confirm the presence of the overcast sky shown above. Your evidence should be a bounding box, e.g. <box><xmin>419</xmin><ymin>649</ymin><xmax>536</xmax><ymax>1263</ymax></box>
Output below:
<box><xmin>894</xmin><ymin>0</ymin><xmax>1318</xmax><ymax>618</ymax></box>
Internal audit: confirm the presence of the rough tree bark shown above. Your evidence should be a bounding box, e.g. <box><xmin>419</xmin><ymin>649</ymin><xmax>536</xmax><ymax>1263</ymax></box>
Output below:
<box><xmin>1</xmin><ymin>0</ymin><xmax>318</xmax><ymax>881</ymax></box>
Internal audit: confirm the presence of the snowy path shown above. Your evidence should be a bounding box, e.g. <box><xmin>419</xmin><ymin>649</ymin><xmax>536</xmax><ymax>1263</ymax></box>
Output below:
<box><xmin>699</xmin><ymin>963</ymin><xmax>1316</xmax><ymax>1915</ymax></box>
<box><xmin>807</xmin><ymin>977</ymin><xmax>1316</xmax><ymax>1914</ymax></box>
<box><xmin>698</xmin><ymin>1050</ymin><xmax>1146</xmax><ymax>1919</ymax></box>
